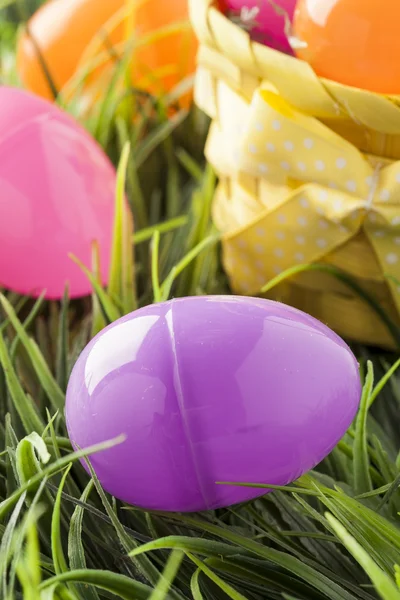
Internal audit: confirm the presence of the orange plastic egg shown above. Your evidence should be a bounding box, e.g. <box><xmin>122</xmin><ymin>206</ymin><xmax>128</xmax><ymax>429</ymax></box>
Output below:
<box><xmin>16</xmin><ymin>0</ymin><xmax>197</xmax><ymax>104</ymax></box>
<box><xmin>293</xmin><ymin>0</ymin><xmax>400</xmax><ymax>94</ymax></box>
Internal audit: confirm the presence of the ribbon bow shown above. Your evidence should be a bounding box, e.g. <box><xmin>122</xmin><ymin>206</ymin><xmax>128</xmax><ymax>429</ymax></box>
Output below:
<box><xmin>204</xmin><ymin>82</ymin><xmax>400</xmax><ymax>314</ymax></box>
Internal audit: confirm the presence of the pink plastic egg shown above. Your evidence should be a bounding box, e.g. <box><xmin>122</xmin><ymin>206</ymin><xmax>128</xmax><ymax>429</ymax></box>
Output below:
<box><xmin>0</xmin><ymin>86</ymin><xmax>117</xmax><ymax>299</ymax></box>
<box><xmin>222</xmin><ymin>0</ymin><xmax>296</xmax><ymax>54</ymax></box>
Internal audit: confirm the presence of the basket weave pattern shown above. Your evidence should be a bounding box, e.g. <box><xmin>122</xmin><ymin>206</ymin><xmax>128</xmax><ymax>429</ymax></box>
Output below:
<box><xmin>189</xmin><ymin>0</ymin><xmax>400</xmax><ymax>348</ymax></box>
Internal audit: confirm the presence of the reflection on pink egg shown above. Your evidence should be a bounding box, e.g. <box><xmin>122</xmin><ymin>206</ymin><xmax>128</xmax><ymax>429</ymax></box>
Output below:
<box><xmin>0</xmin><ymin>87</ymin><xmax>118</xmax><ymax>299</ymax></box>
<box><xmin>221</xmin><ymin>0</ymin><xmax>296</xmax><ymax>54</ymax></box>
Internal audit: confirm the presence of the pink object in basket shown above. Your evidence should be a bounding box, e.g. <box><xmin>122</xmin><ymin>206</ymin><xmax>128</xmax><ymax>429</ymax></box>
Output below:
<box><xmin>222</xmin><ymin>0</ymin><xmax>296</xmax><ymax>54</ymax></box>
<box><xmin>0</xmin><ymin>86</ymin><xmax>117</xmax><ymax>299</ymax></box>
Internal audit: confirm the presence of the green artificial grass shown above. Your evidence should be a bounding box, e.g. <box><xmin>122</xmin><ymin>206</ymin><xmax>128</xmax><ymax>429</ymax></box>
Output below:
<box><xmin>2</xmin><ymin>2</ymin><xmax>400</xmax><ymax>599</ymax></box>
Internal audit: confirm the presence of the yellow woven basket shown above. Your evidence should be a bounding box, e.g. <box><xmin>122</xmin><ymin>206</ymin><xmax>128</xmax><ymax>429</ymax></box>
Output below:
<box><xmin>189</xmin><ymin>0</ymin><xmax>400</xmax><ymax>349</ymax></box>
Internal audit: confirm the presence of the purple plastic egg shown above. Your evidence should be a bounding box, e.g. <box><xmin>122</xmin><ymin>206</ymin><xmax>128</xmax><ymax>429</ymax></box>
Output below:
<box><xmin>66</xmin><ymin>296</ymin><xmax>361</xmax><ymax>512</ymax></box>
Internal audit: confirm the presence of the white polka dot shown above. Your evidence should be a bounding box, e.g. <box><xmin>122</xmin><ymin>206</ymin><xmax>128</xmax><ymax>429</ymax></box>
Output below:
<box><xmin>373</xmin><ymin>230</ymin><xmax>384</xmax><ymax>238</ymax></box>
<box><xmin>255</xmin><ymin>260</ymin><xmax>264</xmax><ymax>270</ymax></box>
<box><xmin>339</xmin><ymin>225</ymin><xmax>349</xmax><ymax>234</ymax></box>
<box><xmin>391</xmin><ymin>216</ymin><xmax>400</xmax><ymax>226</ymax></box>
<box><xmin>395</xmin><ymin>237</ymin><xmax>400</xmax><ymax>245</ymax></box>
<box><xmin>315</xmin><ymin>160</ymin><xmax>325</xmax><ymax>171</ymax></box>
<box><xmin>336</xmin><ymin>158</ymin><xmax>347</xmax><ymax>169</ymax></box>
<box><xmin>304</xmin><ymin>138</ymin><xmax>314</xmax><ymax>149</ymax></box>
<box><xmin>298</xmin><ymin>216</ymin><xmax>308</xmax><ymax>226</ymax></box>
<box><xmin>365</xmin><ymin>176</ymin><xmax>373</xmax><ymax>187</ymax></box>
<box><xmin>386</xmin><ymin>253</ymin><xmax>398</xmax><ymax>265</ymax></box>
<box><xmin>299</xmin><ymin>197</ymin><xmax>309</xmax><ymax>208</ymax></box>
<box><xmin>284</xmin><ymin>141</ymin><xmax>294</xmax><ymax>151</ymax></box>
<box><xmin>242</xmin><ymin>265</ymin><xmax>251</xmax><ymax>275</ymax></box>
<box><xmin>368</xmin><ymin>212</ymin><xmax>377</xmax><ymax>223</ymax></box>
<box><xmin>297</xmin><ymin>161</ymin><xmax>306</xmax><ymax>172</ymax></box>
<box><xmin>316</xmin><ymin>206</ymin><xmax>325</xmax><ymax>215</ymax></box>
<box><xmin>380</xmin><ymin>190</ymin><xmax>391</xmax><ymax>202</ymax></box>
<box><xmin>294</xmin><ymin>252</ymin><xmax>304</xmax><ymax>262</ymax></box>
<box><xmin>346</xmin><ymin>180</ymin><xmax>357</xmax><ymax>193</ymax></box>
<box><xmin>333</xmin><ymin>199</ymin><xmax>343</xmax><ymax>210</ymax></box>
<box><xmin>232</xmin><ymin>149</ymin><xmax>241</xmax><ymax>163</ymax></box>
<box><xmin>249</xmin><ymin>143</ymin><xmax>257</xmax><ymax>154</ymax></box>
<box><xmin>256</xmin><ymin>227</ymin><xmax>265</xmax><ymax>236</ymax></box>
<box><xmin>318</xmin><ymin>219</ymin><xmax>329</xmax><ymax>229</ymax></box>
<box><xmin>328</xmin><ymin>182</ymin><xmax>338</xmax><ymax>189</ymax></box>
<box><xmin>316</xmin><ymin>238</ymin><xmax>328</xmax><ymax>248</ymax></box>
<box><xmin>277</xmin><ymin>214</ymin><xmax>286</xmax><ymax>224</ymax></box>
<box><xmin>319</xmin><ymin>190</ymin><xmax>329</xmax><ymax>201</ymax></box>
<box><xmin>254</xmin><ymin>244</ymin><xmax>264</xmax><ymax>254</ymax></box>
<box><xmin>272</xmin><ymin>120</ymin><xmax>282</xmax><ymax>131</ymax></box>
<box><xmin>281</xmin><ymin>161</ymin><xmax>290</xmax><ymax>171</ymax></box>
<box><xmin>266</xmin><ymin>142</ymin><xmax>275</xmax><ymax>152</ymax></box>
<box><xmin>296</xmin><ymin>235</ymin><xmax>306</xmax><ymax>245</ymax></box>
<box><xmin>396</xmin><ymin>173</ymin><xmax>400</xmax><ymax>183</ymax></box>
<box><xmin>255</xmin><ymin>122</ymin><xmax>264</xmax><ymax>132</ymax></box>
<box><xmin>275</xmin><ymin>231</ymin><xmax>286</xmax><ymax>240</ymax></box>
<box><xmin>236</xmin><ymin>123</ymin><xmax>245</xmax><ymax>135</ymax></box>
<box><xmin>237</xmin><ymin>239</ymin><xmax>247</xmax><ymax>248</ymax></box>
<box><xmin>258</xmin><ymin>163</ymin><xmax>269</xmax><ymax>174</ymax></box>
<box><xmin>256</xmin><ymin>274</ymin><xmax>265</xmax><ymax>285</ymax></box>
<box><xmin>274</xmin><ymin>248</ymin><xmax>284</xmax><ymax>258</ymax></box>
<box><xmin>351</xmin><ymin>211</ymin><xmax>359</xmax><ymax>221</ymax></box>
<box><xmin>273</xmin><ymin>266</ymin><xmax>282</xmax><ymax>275</ymax></box>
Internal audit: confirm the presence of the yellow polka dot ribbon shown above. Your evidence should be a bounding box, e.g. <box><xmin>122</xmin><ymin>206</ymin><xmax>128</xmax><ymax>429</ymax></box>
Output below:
<box><xmin>204</xmin><ymin>83</ymin><xmax>400</xmax><ymax>314</ymax></box>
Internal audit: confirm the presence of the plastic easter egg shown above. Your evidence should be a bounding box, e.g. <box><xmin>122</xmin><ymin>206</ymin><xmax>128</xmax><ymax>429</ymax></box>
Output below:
<box><xmin>16</xmin><ymin>0</ymin><xmax>197</xmax><ymax>104</ymax></box>
<box><xmin>293</xmin><ymin>0</ymin><xmax>400</xmax><ymax>94</ymax></box>
<box><xmin>0</xmin><ymin>86</ymin><xmax>118</xmax><ymax>299</ymax></box>
<box><xmin>66</xmin><ymin>296</ymin><xmax>361</xmax><ymax>512</ymax></box>
<box><xmin>221</xmin><ymin>0</ymin><xmax>296</xmax><ymax>54</ymax></box>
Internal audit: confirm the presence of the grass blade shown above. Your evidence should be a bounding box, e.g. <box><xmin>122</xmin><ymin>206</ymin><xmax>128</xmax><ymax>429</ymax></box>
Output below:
<box><xmin>51</xmin><ymin>465</ymin><xmax>72</xmax><ymax>576</ymax></box>
<box><xmin>0</xmin><ymin>294</ymin><xmax>65</xmax><ymax>411</ymax></box>
<box><xmin>151</xmin><ymin>231</ymin><xmax>162</xmax><ymax>303</ymax></box>
<box><xmin>190</xmin><ymin>567</ymin><xmax>204</xmax><ymax>600</ymax></box>
<box><xmin>160</xmin><ymin>234</ymin><xmax>220</xmax><ymax>301</ymax></box>
<box><xmin>129</xmin><ymin>531</ymin><xmax>357</xmax><ymax>600</ymax></box>
<box><xmin>107</xmin><ymin>142</ymin><xmax>137</xmax><ymax>314</ymax></box>
<box><xmin>326</xmin><ymin>513</ymin><xmax>400</xmax><ymax>600</ymax></box>
<box><xmin>260</xmin><ymin>264</ymin><xmax>400</xmax><ymax>348</ymax></box>
<box><xmin>353</xmin><ymin>362</ymin><xmax>374</xmax><ymax>495</ymax></box>
<box><xmin>67</xmin><ymin>480</ymin><xmax>100</xmax><ymax>600</ymax></box>
<box><xmin>187</xmin><ymin>552</ymin><xmax>248</xmax><ymax>600</ymax></box>
<box><xmin>56</xmin><ymin>287</ymin><xmax>70</xmax><ymax>392</ymax></box>
<box><xmin>38</xmin><ymin>569</ymin><xmax>152</xmax><ymax>599</ymax></box>
<box><xmin>369</xmin><ymin>358</ymin><xmax>400</xmax><ymax>408</ymax></box>
<box><xmin>0</xmin><ymin>329</ymin><xmax>44</xmax><ymax>434</ymax></box>
<box><xmin>0</xmin><ymin>434</ymin><xmax>126</xmax><ymax>520</ymax></box>
<box><xmin>149</xmin><ymin>550</ymin><xmax>184</xmax><ymax>600</ymax></box>
<box><xmin>133</xmin><ymin>216</ymin><xmax>188</xmax><ymax>245</ymax></box>
<box><xmin>69</xmin><ymin>254</ymin><xmax>121</xmax><ymax>323</ymax></box>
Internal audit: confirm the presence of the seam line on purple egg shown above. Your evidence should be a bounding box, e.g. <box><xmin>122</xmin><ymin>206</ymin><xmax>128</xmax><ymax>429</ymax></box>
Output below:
<box><xmin>165</xmin><ymin>301</ymin><xmax>210</xmax><ymax>510</ymax></box>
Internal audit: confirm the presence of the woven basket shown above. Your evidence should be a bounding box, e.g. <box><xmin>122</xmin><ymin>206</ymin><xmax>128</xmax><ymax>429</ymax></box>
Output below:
<box><xmin>189</xmin><ymin>0</ymin><xmax>400</xmax><ymax>349</ymax></box>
